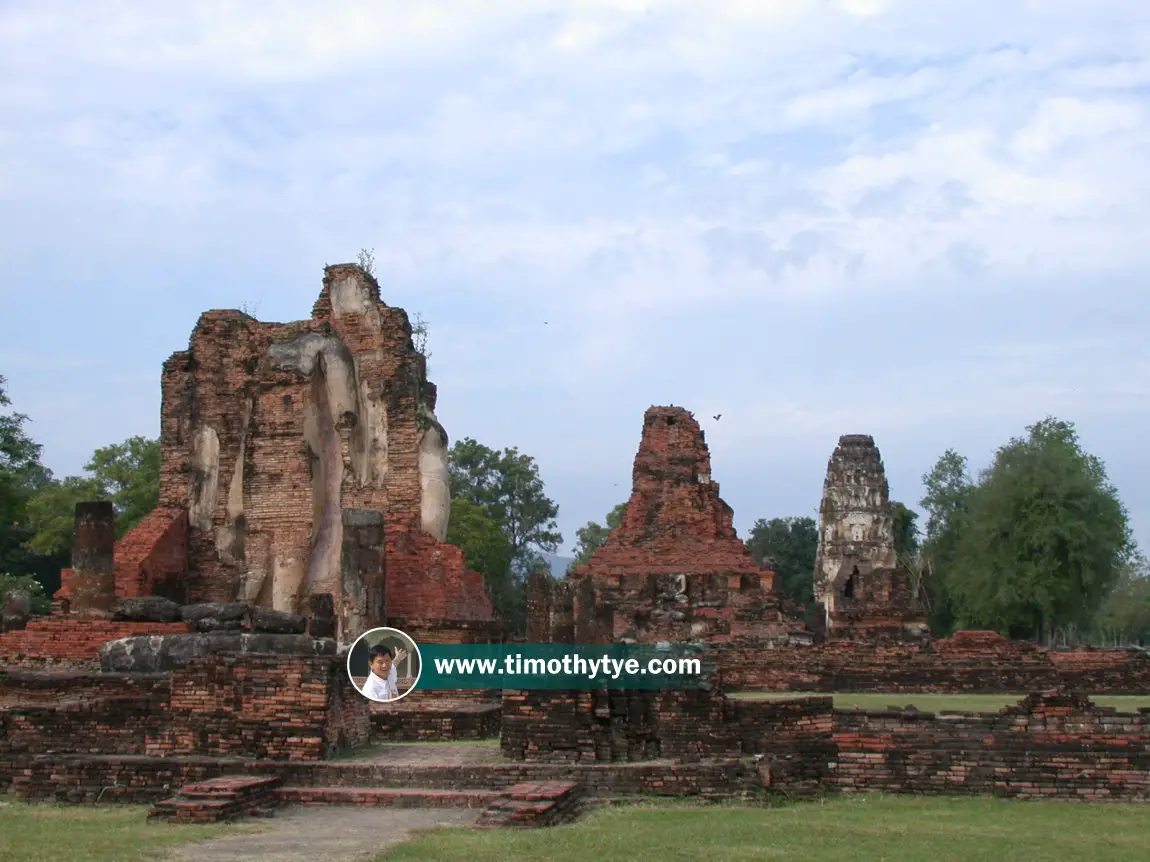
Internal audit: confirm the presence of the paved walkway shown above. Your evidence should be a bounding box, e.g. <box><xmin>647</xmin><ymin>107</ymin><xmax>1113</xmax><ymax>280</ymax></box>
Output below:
<box><xmin>161</xmin><ymin>805</ymin><xmax>480</xmax><ymax>862</ymax></box>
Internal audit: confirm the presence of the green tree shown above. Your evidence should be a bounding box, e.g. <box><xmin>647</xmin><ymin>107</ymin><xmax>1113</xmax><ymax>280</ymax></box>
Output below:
<box><xmin>25</xmin><ymin>436</ymin><xmax>161</xmax><ymax>556</ymax></box>
<box><xmin>446</xmin><ymin>437</ymin><xmax>562</xmax><ymax>633</ymax></box>
<box><xmin>0</xmin><ymin>375</ymin><xmax>60</xmax><ymax>592</ymax></box>
<box><xmin>447</xmin><ymin>438</ymin><xmax>562</xmax><ymax>574</ymax></box>
<box><xmin>918</xmin><ymin>449</ymin><xmax>974</xmax><ymax>634</ymax></box>
<box><xmin>745</xmin><ymin>516</ymin><xmax>819</xmax><ymax>606</ymax></box>
<box><xmin>1091</xmin><ymin>551</ymin><xmax>1150</xmax><ymax>646</ymax></box>
<box><xmin>945</xmin><ymin>417</ymin><xmax>1131</xmax><ymax>641</ymax></box>
<box><xmin>890</xmin><ymin>501</ymin><xmax>920</xmax><ymax>559</ymax></box>
<box><xmin>568</xmin><ymin>502</ymin><xmax>628</xmax><ymax>570</ymax></box>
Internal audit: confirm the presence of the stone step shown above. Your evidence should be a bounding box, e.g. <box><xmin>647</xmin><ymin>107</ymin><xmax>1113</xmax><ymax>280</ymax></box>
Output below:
<box><xmin>179</xmin><ymin>775</ymin><xmax>282</xmax><ymax>799</ymax></box>
<box><xmin>276</xmin><ymin>786</ymin><xmax>501</xmax><ymax>808</ymax></box>
<box><xmin>149</xmin><ymin>773</ymin><xmax>285</xmax><ymax>824</ymax></box>
<box><xmin>475</xmin><ymin>781</ymin><xmax>584</xmax><ymax>829</ymax></box>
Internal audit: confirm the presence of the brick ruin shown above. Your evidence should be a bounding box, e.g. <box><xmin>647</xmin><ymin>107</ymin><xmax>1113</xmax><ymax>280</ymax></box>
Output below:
<box><xmin>813</xmin><ymin>434</ymin><xmax>928</xmax><ymax>642</ymax></box>
<box><xmin>565</xmin><ymin>406</ymin><xmax>808</xmax><ymax>645</ymax></box>
<box><xmin>47</xmin><ymin>264</ymin><xmax>497</xmax><ymax>645</ymax></box>
<box><xmin>3</xmin><ymin>344</ymin><xmax>1149</xmax><ymax>819</ymax></box>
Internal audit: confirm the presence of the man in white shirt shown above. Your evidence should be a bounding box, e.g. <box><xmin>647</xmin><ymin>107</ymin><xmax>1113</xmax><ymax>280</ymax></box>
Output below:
<box><xmin>360</xmin><ymin>643</ymin><xmax>409</xmax><ymax>701</ymax></box>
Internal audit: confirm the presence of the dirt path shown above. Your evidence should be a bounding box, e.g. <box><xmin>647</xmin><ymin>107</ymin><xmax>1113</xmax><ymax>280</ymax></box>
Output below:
<box><xmin>159</xmin><ymin>805</ymin><xmax>481</xmax><ymax>862</ymax></box>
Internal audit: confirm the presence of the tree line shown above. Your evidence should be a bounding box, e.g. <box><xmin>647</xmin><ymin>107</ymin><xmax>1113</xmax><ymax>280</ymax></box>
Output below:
<box><xmin>2</xmin><ymin>372</ymin><xmax>1146</xmax><ymax>643</ymax></box>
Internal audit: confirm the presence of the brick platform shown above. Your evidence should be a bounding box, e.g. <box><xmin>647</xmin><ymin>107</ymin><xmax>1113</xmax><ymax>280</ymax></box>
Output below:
<box><xmin>369</xmin><ymin>691</ymin><xmax>501</xmax><ymax>742</ymax></box>
<box><xmin>150</xmin><ymin>775</ymin><xmax>283</xmax><ymax>823</ymax></box>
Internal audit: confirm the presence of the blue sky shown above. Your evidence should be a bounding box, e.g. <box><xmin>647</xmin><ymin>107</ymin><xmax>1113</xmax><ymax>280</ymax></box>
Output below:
<box><xmin>1</xmin><ymin>0</ymin><xmax>1148</xmax><ymax>558</ymax></box>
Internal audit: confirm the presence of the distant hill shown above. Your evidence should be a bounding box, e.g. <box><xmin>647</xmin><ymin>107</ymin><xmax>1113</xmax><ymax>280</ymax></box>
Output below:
<box><xmin>541</xmin><ymin>553</ymin><xmax>575</xmax><ymax>578</ymax></box>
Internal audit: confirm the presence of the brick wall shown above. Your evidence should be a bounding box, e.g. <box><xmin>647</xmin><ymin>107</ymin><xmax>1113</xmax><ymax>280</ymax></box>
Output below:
<box><xmin>384</xmin><ymin>518</ymin><xmax>494</xmax><ymax>624</ymax></box>
<box><xmin>500</xmin><ymin>686</ymin><xmax>834</xmax><ymax>776</ymax></box>
<box><xmin>716</xmin><ymin>633</ymin><xmax>1150</xmax><ymax>694</ymax></box>
<box><xmin>2</xmin><ymin>697</ymin><xmax>168</xmax><ymax>757</ymax></box>
<box><xmin>0</xmin><ymin>617</ymin><xmax>191</xmax><ymax>668</ymax></box>
<box><xmin>830</xmin><ymin>691</ymin><xmax>1150</xmax><ymax>800</ymax></box>
<box><xmin>110</xmin><ymin>508</ymin><xmax>189</xmax><ymax>600</ymax></box>
<box><xmin>149</xmin><ymin>653</ymin><xmax>369</xmax><ymax>760</ymax></box>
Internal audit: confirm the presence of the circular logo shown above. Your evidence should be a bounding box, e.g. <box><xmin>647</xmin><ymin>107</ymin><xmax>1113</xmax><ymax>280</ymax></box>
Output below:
<box><xmin>347</xmin><ymin>627</ymin><xmax>422</xmax><ymax>703</ymax></box>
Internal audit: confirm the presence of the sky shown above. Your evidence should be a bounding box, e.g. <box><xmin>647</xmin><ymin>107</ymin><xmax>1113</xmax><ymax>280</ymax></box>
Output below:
<box><xmin>1</xmin><ymin>1</ymin><xmax>1148</xmax><ymax>560</ymax></box>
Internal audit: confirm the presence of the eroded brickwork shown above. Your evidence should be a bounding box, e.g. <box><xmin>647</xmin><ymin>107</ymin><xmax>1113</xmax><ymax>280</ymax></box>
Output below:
<box><xmin>567</xmin><ymin>407</ymin><xmax>805</xmax><ymax>643</ymax></box>
<box><xmin>143</xmin><ymin>264</ymin><xmax>493</xmax><ymax>640</ymax></box>
<box><xmin>830</xmin><ymin>691</ymin><xmax>1150</xmax><ymax>800</ymax></box>
<box><xmin>814</xmin><ymin>435</ymin><xmax>928</xmax><ymax>641</ymax></box>
<box><xmin>152</xmin><ymin>653</ymin><xmax>369</xmax><ymax>760</ymax></box>
<box><xmin>717</xmin><ymin>632</ymin><xmax>1150</xmax><ymax>694</ymax></box>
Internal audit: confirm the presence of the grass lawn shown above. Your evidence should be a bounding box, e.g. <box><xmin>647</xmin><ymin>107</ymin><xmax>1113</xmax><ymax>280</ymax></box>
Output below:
<box><xmin>0</xmin><ymin>802</ymin><xmax>259</xmax><ymax>862</ymax></box>
<box><xmin>378</xmin><ymin>795</ymin><xmax>1150</xmax><ymax>862</ymax></box>
<box><xmin>727</xmin><ymin>691</ymin><xmax>1150</xmax><ymax>712</ymax></box>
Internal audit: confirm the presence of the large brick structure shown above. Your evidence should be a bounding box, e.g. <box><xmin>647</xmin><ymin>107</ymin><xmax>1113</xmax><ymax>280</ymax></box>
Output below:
<box><xmin>813</xmin><ymin>434</ymin><xmax>928</xmax><ymax>641</ymax></box>
<box><xmin>566</xmin><ymin>406</ymin><xmax>806</xmax><ymax>644</ymax></box>
<box><xmin>50</xmin><ymin>265</ymin><xmax>495</xmax><ymax>644</ymax></box>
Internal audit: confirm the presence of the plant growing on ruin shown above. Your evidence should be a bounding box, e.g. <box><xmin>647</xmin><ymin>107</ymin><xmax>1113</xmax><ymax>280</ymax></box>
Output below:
<box><xmin>356</xmin><ymin>247</ymin><xmax>376</xmax><ymax>276</ymax></box>
<box><xmin>411</xmin><ymin>312</ymin><xmax>431</xmax><ymax>364</ymax></box>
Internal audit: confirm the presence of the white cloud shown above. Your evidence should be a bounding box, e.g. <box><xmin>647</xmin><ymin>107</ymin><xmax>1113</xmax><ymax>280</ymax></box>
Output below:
<box><xmin>1</xmin><ymin>0</ymin><xmax>1148</xmax><ymax>548</ymax></box>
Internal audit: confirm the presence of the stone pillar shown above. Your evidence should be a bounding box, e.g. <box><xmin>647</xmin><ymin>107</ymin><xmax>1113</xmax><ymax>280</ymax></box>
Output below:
<box><xmin>573</xmin><ymin>576</ymin><xmax>600</xmax><ymax>644</ymax></box>
<box><xmin>551</xmin><ymin>581</ymin><xmax>575</xmax><ymax>644</ymax></box>
<box><xmin>339</xmin><ymin>508</ymin><xmax>387</xmax><ymax>643</ymax></box>
<box><xmin>70</xmin><ymin>501</ymin><xmax>117</xmax><ymax>616</ymax></box>
<box><xmin>526</xmin><ymin>571</ymin><xmax>553</xmax><ymax>642</ymax></box>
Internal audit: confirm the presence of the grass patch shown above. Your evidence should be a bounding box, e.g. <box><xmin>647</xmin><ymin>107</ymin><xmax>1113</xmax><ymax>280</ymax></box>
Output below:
<box><xmin>377</xmin><ymin>795</ymin><xmax>1150</xmax><ymax>862</ymax></box>
<box><xmin>727</xmin><ymin>692</ymin><xmax>1150</xmax><ymax>712</ymax></box>
<box><xmin>0</xmin><ymin>802</ymin><xmax>260</xmax><ymax>862</ymax></box>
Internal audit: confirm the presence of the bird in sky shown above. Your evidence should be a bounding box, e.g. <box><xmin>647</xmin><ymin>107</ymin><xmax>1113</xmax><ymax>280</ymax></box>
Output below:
<box><xmin>713</xmin><ymin>414</ymin><xmax>721</xmax><ymax>421</ymax></box>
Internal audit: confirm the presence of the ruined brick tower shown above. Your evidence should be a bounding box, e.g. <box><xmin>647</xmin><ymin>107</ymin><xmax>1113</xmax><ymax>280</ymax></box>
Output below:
<box><xmin>565</xmin><ymin>406</ymin><xmax>805</xmax><ymax>643</ymax></box>
<box><xmin>74</xmin><ymin>264</ymin><xmax>496</xmax><ymax>643</ymax></box>
<box><xmin>813</xmin><ymin>434</ymin><xmax>928</xmax><ymax>641</ymax></box>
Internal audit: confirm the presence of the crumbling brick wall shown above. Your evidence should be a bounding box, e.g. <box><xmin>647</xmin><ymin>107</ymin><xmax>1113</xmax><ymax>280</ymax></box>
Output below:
<box><xmin>148</xmin><ymin>652</ymin><xmax>368</xmax><ymax>760</ymax></box>
<box><xmin>565</xmin><ymin>406</ymin><xmax>804</xmax><ymax>644</ymax></box>
<box><xmin>150</xmin><ymin>264</ymin><xmax>493</xmax><ymax>640</ymax></box>
<box><xmin>110</xmin><ymin>508</ymin><xmax>189</xmax><ymax>600</ymax></box>
<box><xmin>500</xmin><ymin>686</ymin><xmax>836</xmax><ymax>786</ymax></box>
<box><xmin>830</xmin><ymin>691</ymin><xmax>1150</xmax><ymax>800</ymax></box>
<box><xmin>2</xmin><ymin>697</ymin><xmax>168</xmax><ymax>757</ymax></box>
<box><xmin>717</xmin><ymin>633</ymin><xmax>1150</xmax><ymax>694</ymax></box>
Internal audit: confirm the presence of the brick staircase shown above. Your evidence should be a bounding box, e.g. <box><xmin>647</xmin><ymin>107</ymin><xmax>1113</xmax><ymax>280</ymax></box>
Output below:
<box><xmin>148</xmin><ymin>773</ymin><xmax>586</xmax><ymax>829</ymax></box>
<box><xmin>149</xmin><ymin>776</ymin><xmax>283</xmax><ymax>824</ymax></box>
<box><xmin>476</xmin><ymin>782</ymin><xmax>583</xmax><ymax>828</ymax></box>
